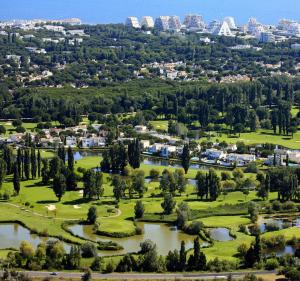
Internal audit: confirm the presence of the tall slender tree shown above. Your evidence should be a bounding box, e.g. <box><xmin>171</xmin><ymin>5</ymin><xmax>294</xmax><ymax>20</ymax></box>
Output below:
<box><xmin>181</xmin><ymin>143</ymin><xmax>190</xmax><ymax>174</ymax></box>
<box><xmin>30</xmin><ymin>147</ymin><xmax>37</xmax><ymax>179</ymax></box>
<box><xmin>67</xmin><ymin>146</ymin><xmax>74</xmax><ymax>171</ymax></box>
<box><xmin>13</xmin><ymin>163</ymin><xmax>20</xmax><ymax>195</ymax></box>
<box><xmin>37</xmin><ymin>150</ymin><xmax>41</xmax><ymax>178</ymax></box>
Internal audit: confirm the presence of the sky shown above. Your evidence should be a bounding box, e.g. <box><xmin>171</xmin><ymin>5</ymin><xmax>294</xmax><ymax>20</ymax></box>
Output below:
<box><xmin>0</xmin><ymin>0</ymin><xmax>299</xmax><ymax>25</ymax></box>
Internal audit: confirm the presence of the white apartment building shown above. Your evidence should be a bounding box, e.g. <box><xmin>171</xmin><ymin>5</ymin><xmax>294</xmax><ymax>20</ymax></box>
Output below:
<box><xmin>155</xmin><ymin>16</ymin><xmax>170</xmax><ymax>31</ymax></box>
<box><xmin>260</xmin><ymin>31</ymin><xmax>275</xmax><ymax>43</ymax></box>
<box><xmin>224</xmin><ymin>17</ymin><xmax>237</xmax><ymax>29</ymax></box>
<box><xmin>141</xmin><ymin>16</ymin><xmax>154</xmax><ymax>28</ymax></box>
<box><xmin>184</xmin><ymin>14</ymin><xmax>205</xmax><ymax>30</ymax></box>
<box><xmin>212</xmin><ymin>21</ymin><xmax>233</xmax><ymax>37</ymax></box>
<box><xmin>125</xmin><ymin>17</ymin><xmax>141</xmax><ymax>29</ymax></box>
<box><xmin>168</xmin><ymin>16</ymin><xmax>182</xmax><ymax>31</ymax></box>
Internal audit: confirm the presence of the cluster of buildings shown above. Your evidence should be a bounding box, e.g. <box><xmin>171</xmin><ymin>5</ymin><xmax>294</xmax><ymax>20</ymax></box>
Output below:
<box><xmin>2</xmin><ymin>120</ymin><xmax>300</xmax><ymax>168</ymax></box>
<box><xmin>126</xmin><ymin>14</ymin><xmax>300</xmax><ymax>42</ymax></box>
<box><xmin>0</xmin><ymin>18</ymin><xmax>81</xmax><ymax>30</ymax></box>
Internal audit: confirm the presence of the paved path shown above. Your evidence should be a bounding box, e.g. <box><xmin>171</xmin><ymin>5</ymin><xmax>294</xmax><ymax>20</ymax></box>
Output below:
<box><xmin>13</xmin><ymin>270</ymin><xmax>278</xmax><ymax>280</ymax></box>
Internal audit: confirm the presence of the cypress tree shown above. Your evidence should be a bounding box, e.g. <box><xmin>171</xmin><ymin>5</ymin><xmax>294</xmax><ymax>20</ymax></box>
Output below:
<box><xmin>53</xmin><ymin>173</ymin><xmax>66</xmax><ymax>201</ymax></box>
<box><xmin>179</xmin><ymin>241</ymin><xmax>186</xmax><ymax>271</ymax></box>
<box><xmin>37</xmin><ymin>150</ymin><xmax>41</xmax><ymax>178</ymax></box>
<box><xmin>3</xmin><ymin>145</ymin><xmax>13</xmax><ymax>174</ymax></box>
<box><xmin>13</xmin><ymin>163</ymin><xmax>20</xmax><ymax>195</ymax></box>
<box><xmin>41</xmin><ymin>158</ymin><xmax>50</xmax><ymax>185</ymax></box>
<box><xmin>17</xmin><ymin>148</ymin><xmax>22</xmax><ymax>179</ymax></box>
<box><xmin>31</xmin><ymin>147</ymin><xmax>37</xmax><ymax>179</ymax></box>
<box><xmin>181</xmin><ymin>143</ymin><xmax>190</xmax><ymax>174</ymax></box>
<box><xmin>0</xmin><ymin>159</ymin><xmax>7</xmax><ymax>188</ymax></box>
<box><xmin>67</xmin><ymin>146</ymin><xmax>74</xmax><ymax>171</ymax></box>
<box><xmin>24</xmin><ymin>149</ymin><xmax>30</xmax><ymax>180</ymax></box>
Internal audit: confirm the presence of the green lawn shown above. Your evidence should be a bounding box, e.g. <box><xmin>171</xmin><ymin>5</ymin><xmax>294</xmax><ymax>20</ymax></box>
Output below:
<box><xmin>150</xmin><ymin>120</ymin><xmax>168</xmax><ymax>132</ymax></box>
<box><xmin>204</xmin><ymin>129</ymin><xmax>300</xmax><ymax>149</ymax></box>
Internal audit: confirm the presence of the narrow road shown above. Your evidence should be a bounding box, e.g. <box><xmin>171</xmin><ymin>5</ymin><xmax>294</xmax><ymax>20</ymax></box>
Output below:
<box><xmin>18</xmin><ymin>270</ymin><xmax>278</xmax><ymax>280</ymax></box>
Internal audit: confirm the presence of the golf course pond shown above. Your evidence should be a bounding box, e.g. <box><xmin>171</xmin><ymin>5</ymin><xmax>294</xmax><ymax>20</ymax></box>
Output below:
<box><xmin>68</xmin><ymin>222</ymin><xmax>197</xmax><ymax>256</ymax></box>
<box><xmin>0</xmin><ymin>223</ymin><xmax>72</xmax><ymax>252</ymax></box>
<box><xmin>73</xmin><ymin>151</ymin><xmax>211</xmax><ymax>172</ymax></box>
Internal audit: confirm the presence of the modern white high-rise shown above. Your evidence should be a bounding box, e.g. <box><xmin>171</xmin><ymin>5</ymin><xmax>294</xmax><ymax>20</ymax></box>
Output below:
<box><xmin>168</xmin><ymin>16</ymin><xmax>182</xmax><ymax>31</ymax></box>
<box><xmin>208</xmin><ymin>20</ymin><xmax>221</xmax><ymax>33</ymax></box>
<box><xmin>184</xmin><ymin>14</ymin><xmax>205</xmax><ymax>30</ymax></box>
<box><xmin>154</xmin><ymin>16</ymin><xmax>170</xmax><ymax>31</ymax></box>
<box><xmin>212</xmin><ymin>21</ymin><xmax>233</xmax><ymax>36</ymax></box>
<box><xmin>247</xmin><ymin>17</ymin><xmax>259</xmax><ymax>34</ymax></box>
<box><xmin>260</xmin><ymin>31</ymin><xmax>275</xmax><ymax>43</ymax></box>
<box><xmin>287</xmin><ymin>23</ymin><xmax>300</xmax><ymax>37</ymax></box>
<box><xmin>278</xmin><ymin>19</ymin><xmax>297</xmax><ymax>31</ymax></box>
<box><xmin>224</xmin><ymin>17</ymin><xmax>237</xmax><ymax>29</ymax></box>
<box><xmin>125</xmin><ymin>17</ymin><xmax>140</xmax><ymax>29</ymax></box>
<box><xmin>141</xmin><ymin>16</ymin><xmax>154</xmax><ymax>28</ymax></box>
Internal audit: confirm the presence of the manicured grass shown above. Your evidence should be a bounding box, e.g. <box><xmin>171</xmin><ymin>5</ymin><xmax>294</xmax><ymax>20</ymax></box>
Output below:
<box><xmin>203</xmin><ymin>232</ymin><xmax>253</xmax><ymax>262</ymax></box>
<box><xmin>262</xmin><ymin>226</ymin><xmax>300</xmax><ymax>240</ymax></box>
<box><xmin>150</xmin><ymin>120</ymin><xmax>168</xmax><ymax>132</ymax></box>
<box><xmin>199</xmin><ymin>215</ymin><xmax>250</xmax><ymax>229</ymax></box>
<box><xmin>203</xmin><ymin>129</ymin><xmax>300</xmax><ymax>149</ymax></box>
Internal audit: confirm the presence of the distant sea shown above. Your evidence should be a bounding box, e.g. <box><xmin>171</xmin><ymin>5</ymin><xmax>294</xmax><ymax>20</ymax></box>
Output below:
<box><xmin>1</xmin><ymin>0</ymin><xmax>299</xmax><ymax>26</ymax></box>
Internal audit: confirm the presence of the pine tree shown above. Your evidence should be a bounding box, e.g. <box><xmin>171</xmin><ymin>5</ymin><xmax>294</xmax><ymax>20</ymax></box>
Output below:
<box><xmin>13</xmin><ymin>163</ymin><xmax>20</xmax><ymax>195</ymax></box>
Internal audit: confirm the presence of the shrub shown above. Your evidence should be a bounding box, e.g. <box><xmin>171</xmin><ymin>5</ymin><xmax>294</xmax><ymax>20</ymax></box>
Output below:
<box><xmin>81</xmin><ymin>242</ymin><xmax>97</xmax><ymax>258</ymax></box>
<box><xmin>265</xmin><ymin>222</ymin><xmax>281</xmax><ymax>232</ymax></box>
<box><xmin>105</xmin><ymin>259</ymin><xmax>116</xmax><ymax>273</ymax></box>
<box><xmin>149</xmin><ymin>169</ymin><xmax>160</xmax><ymax>180</ymax></box>
<box><xmin>184</xmin><ymin>221</ymin><xmax>203</xmax><ymax>235</ymax></box>
<box><xmin>245</xmin><ymin>162</ymin><xmax>258</xmax><ymax>173</ymax></box>
<box><xmin>272</xmin><ymin>201</ymin><xmax>281</xmax><ymax>212</ymax></box>
<box><xmin>262</xmin><ymin>235</ymin><xmax>286</xmax><ymax>249</ymax></box>
<box><xmin>265</xmin><ymin>258</ymin><xmax>279</xmax><ymax>270</ymax></box>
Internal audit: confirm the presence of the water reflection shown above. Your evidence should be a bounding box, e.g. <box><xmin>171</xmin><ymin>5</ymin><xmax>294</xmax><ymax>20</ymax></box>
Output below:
<box><xmin>69</xmin><ymin>222</ymin><xmax>196</xmax><ymax>256</ymax></box>
<box><xmin>0</xmin><ymin>223</ymin><xmax>71</xmax><ymax>252</ymax></box>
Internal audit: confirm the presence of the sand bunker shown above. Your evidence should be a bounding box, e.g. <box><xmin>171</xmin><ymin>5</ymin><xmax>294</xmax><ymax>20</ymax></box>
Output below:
<box><xmin>46</xmin><ymin>204</ymin><xmax>56</xmax><ymax>211</ymax></box>
<box><xmin>73</xmin><ymin>205</ymin><xmax>81</xmax><ymax>209</ymax></box>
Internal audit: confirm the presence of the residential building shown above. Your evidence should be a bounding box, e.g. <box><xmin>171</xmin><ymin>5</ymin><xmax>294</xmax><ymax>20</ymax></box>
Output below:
<box><xmin>66</xmin><ymin>136</ymin><xmax>77</xmax><ymax>147</ymax></box>
<box><xmin>140</xmin><ymin>140</ymin><xmax>150</xmax><ymax>150</ymax></box>
<box><xmin>81</xmin><ymin>137</ymin><xmax>106</xmax><ymax>148</ymax></box>
<box><xmin>212</xmin><ymin>21</ymin><xmax>233</xmax><ymax>37</ymax></box>
<box><xmin>168</xmin><ymin>16</ymin><xmax>182</xmax><ymax>31</ymax></box>
<box><xmin>184</xmin><ymin>14</ymin><xmax>205</xmax><ymax>30</ymax></box>
<box><xmin>291</xmin><ymin>43</ymin><xmax>300</xmax><ymax>50</ymax></box>
<box><xmin>203</xmin><ymin>149</ymin><xmax>226</xmax><ymax>160</ymax></box>
<box><xmin>141</xmin><ymin>16</ymin><xmax>154</xmax><ymax>28</ymax></box>
<box><xmin>134</xmin><ymin>125</ymin><xmax>148</xmax><ymax>133</ymax></box>
<box><xmin>67</xmin><ymin>29</ymin><xmax>85</xmax><ymax>36</ymax></box>
<box><xmin>155</xmin><ymin>16</ymin><xmax>170</xmax><ymax>31</ymax></box>
<box><xmin>125</xmin><ymin>17</ymin><xmax>140</xmax><ymax>29</ymax></box>
<box><xmin>260</xmin><ymin>31</ymin><xmax>275</xmax><ymax>43</ymax></box>
<box><xmin>224</xmin><ymin>17</ymin><xmax>237</xmax><ymax>29</ymax></box>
